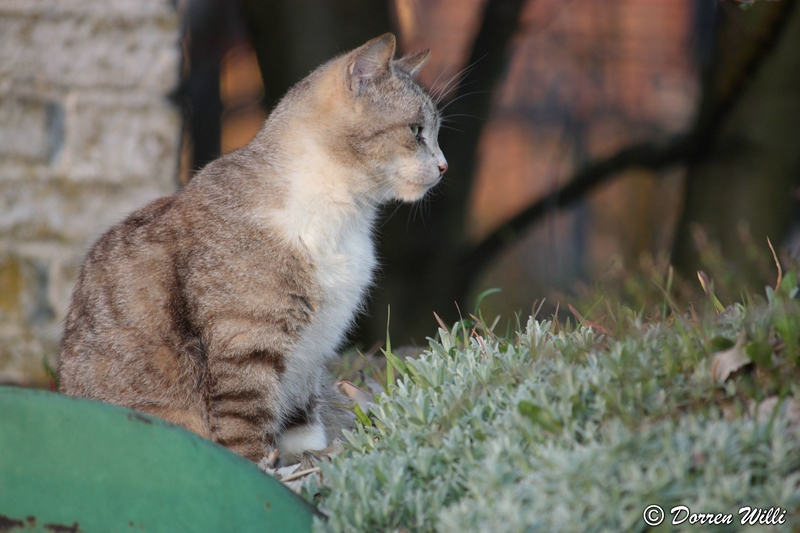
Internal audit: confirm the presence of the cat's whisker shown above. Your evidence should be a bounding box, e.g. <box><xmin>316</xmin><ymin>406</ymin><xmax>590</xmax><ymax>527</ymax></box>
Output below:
<box><xmin>428</xmin><ymin>59</ymin><xmax>458</xmax><ymax>97</ymax></box>
<box><xmin>432</xmin><ymin>62</ymin><xmax>476</xmax><ymax>101</ymax></box>
<box><xmin>432</xmin><ymin>58</ymin><xmax>483</xmax><ymax>104</ymax></box>
<box><xmin>432</xmin><ymin>71</ymin><xmax>468</xmax><ymax>103</ymax></box>
<box><xmin>379</xmin><ymin>198</ymin><xmax>408</xmax><ymax>228</ymax></box>
<box><xmin>438</xmin><ymin>73</ymin><xmax>483</xmax><ymax>99</ymax></box>
<box><xmin>438</xmin><ymin>90</ymin><xmax>489</xmax><ymax>114</ymax></box>
<box><xmin>441</xmin><ymin>113</ymin><xmax>482</xmax><ymax>122</ymax></box>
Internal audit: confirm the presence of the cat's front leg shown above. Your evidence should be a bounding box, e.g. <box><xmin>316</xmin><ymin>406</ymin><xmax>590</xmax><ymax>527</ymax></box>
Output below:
<box><xmin>276</xmin><ymin>394</ymin><xmax>328</xmax><ymax>465</ymax></box>
<box><xmin>205</xmin><ymin>346</ymin><xmax>286</xmax><ymax>462</ymax></box>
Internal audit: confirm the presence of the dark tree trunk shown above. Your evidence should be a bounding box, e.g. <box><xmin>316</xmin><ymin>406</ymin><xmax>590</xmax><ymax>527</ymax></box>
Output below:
<box><xmin>183</xmin><ymin>0</ymin><xmax>235</xmax><ymax>173</ymax></box>
<box><xmin>237</xmin><ymin>0</ymin><xmax>393</xmax><ymax>111</ymax></box>
<box><xmin>357</xmin><ymin>0</ymin><xmax>528</xmax><ymax>345</ymax></box>
<box><xmin>672</xmin><ymin>0</ymin><xmax>800</xmax><ymax>294</ymax></box>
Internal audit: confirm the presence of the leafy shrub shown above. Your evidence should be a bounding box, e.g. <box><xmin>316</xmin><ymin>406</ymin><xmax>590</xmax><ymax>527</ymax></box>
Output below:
<box><xmin>306</xmin><ymin>277</ymin><xmax>800</xmax><ymax>532</ymax></box>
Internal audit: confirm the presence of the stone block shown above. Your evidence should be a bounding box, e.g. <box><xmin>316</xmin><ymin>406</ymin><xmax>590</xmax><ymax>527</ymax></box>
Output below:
<box><xmin>66</xmin><ymin>97</ymin><xmax>181</xmax><ymax>183</ymax></box>
<box><xmin>5</xmin><ymin>241</ymin><xmax>85</xmax><ymax>321</ymax></box>
<box><xmin>0</xmin><ymin>252</ymin><xmax>54</xmax><ymax>326</ymax></box>
<box><xmin>0</xmin><ymin>95</ymin><xmax>64</xmax><ymax>163</ymax></box>
<box><xmin>0</xmin><ymin>241</ymin><xmax>93</xmax><ymax>385</ymax></box>
<box><xmin>0</xmin><ymin>0</ymin><xmax>175</xmax><ymax>20</ymax></box>
<box><xmin>0</xmin><ymin>322</ymin><xmax>58</xmax><ymax>385</ymax></box>
<box><xmin>0</xmin><ymin>12</ymin><xmax>180</xmax><ymax>93</ymax></box>
<box><xmin>0</xmin><ymin>0</ymin><xmax>183</xmax><ymax>383</ymax></box>
<box><xmin>0</xmin><ymin>180</ymin><xmax>175</xmax><ymax>243</ymax></box>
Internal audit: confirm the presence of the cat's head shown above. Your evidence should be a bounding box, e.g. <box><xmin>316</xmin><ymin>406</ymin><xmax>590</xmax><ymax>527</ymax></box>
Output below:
<box><xmin>316</xmin><ymin>34</ymin><xmax>447</xmax><ymax>204</ymax></box>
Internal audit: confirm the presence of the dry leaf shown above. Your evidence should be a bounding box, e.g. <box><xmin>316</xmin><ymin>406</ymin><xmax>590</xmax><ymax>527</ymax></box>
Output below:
<box><xmin>300</xmin><ymin>451</ymin><xmax>317</xmax><ymax>471</ymax></box>
<box><xmin>256</xmin><ymin>448</ymin><xmax>280</xmax><ymax>472</ymax></box>
<box><xmin>749</xmin><ymin>396</ymin><xmax>800</xmax><ymax>426</ymax></box>
<box><xmin>708</xmin><ymin>331</ymin><xmax>751</xmax><ymax>383</ymax></box>
<box><xmin>308</xmin><ymin>438</ymin><xmax>344</xmax><ymax>461</ymax></box>
<box><xmin>259</xmin><ymin>456</ymin><xmax>318</xmax><ymax>493</ymax></box>
<box><xmin>259</xmin><ymin>460</ymin><xmax>300</xmax><ymax>479</ymax></box>
<box><xmin>258</xmin><ymin>438</ymin><xmax>346</xmax><ymax>493</ymax></box>
<box><xmin>338</xmin><ymin>380</ymin><xmax>375</xmax><ymax>412</ymax></box>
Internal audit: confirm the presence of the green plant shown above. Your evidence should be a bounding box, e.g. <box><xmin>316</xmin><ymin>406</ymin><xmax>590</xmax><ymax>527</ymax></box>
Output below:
<box><xmin>305</xmin><ymin>272</ymin><xmax>800</xmax><ymax>532</ymax></box>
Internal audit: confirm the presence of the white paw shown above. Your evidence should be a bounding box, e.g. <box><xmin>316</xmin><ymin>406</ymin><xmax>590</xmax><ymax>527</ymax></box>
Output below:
<box><xmin>276</xmin><ymin>422</ymin><xmax>327</xmax><ymax>457</ymax></box>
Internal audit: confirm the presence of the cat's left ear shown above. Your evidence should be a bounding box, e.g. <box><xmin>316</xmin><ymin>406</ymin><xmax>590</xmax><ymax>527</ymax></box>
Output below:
<box><xmin>348</xmin><ymin>33</ymin><xmax>396</xmax><ymax>95</ymax></box>
<box><xmin>395</xmin><ymin>49</ymin><xmax>430</xmax><ymax>78</ymax></box>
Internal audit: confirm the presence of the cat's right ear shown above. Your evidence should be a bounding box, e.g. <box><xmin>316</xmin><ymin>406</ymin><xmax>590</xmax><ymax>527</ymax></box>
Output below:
<box><xmin>348</xmin><ymin>33</ymin><xmax>396</xmax><ymax>95</ymax></box>
<box><xmin>395</xmin><ymin>49</ymin><xmax>430</xmax><ymax>78</ymax></box>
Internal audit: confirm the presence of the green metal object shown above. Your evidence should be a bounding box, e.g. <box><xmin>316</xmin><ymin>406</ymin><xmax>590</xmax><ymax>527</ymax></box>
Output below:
<box><xmin>0</xmin><ymin>387</ymin><xmax>319</xmax><ymax>532</ymax></box>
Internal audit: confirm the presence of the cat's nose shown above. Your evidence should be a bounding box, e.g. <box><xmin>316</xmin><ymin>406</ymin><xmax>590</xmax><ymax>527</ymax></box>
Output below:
<box><xmin>438</xmin><ymin>161</ymin><xmax>448</xmax><ymax>175</ymax></box>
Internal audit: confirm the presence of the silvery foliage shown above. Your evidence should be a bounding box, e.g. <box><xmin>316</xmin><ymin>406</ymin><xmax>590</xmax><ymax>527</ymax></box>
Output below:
<box><xmin>306</xmin><ymin>315</ymin><xmax>800</xmax><ymax>532</ymax></box>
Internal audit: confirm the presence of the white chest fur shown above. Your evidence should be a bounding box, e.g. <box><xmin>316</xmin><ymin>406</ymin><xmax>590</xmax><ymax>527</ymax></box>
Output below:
<box><xmin>266</xmin><ymin>138</ymin><xmax>380</xmax><ymax>368</ymax></box>
<box><xmin>274</xmin><ymin>206</ymin><xmax>376</xmax><ymax>455</ymax></box>
<box><xmin>299</xmin><ymin>214</ymin><xmax>376</xmax><ymax>361</ymax></box>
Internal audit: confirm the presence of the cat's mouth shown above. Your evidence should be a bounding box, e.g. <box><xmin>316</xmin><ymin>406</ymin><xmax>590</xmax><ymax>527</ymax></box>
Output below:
<box><xmin>418</xmin><ymin>173</ymin><xmax>442</xmax><ymax>187</ymax></box>
<box><xmin>409</xmin><ymin>169</ymin><xmax>443</xmax><ymax>192</ymax></box>
<box><xmin>395</xmin><ymin>174</ymin><xmax>441</xmax><ymax>202</ymax></box>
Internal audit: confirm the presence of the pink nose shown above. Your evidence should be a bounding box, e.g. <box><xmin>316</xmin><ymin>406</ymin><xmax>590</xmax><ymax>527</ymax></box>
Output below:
<box><xmin>438</xmin><ymin>161</ymin><xmax>448</xmax><ymax>175</ymax></box>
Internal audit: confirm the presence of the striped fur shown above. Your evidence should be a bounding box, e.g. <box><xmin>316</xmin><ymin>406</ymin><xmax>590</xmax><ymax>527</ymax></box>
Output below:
<box><xmin>58</xmin><ymin>34</ymin><xmax>446</xmax><ymax>464</ymax></box>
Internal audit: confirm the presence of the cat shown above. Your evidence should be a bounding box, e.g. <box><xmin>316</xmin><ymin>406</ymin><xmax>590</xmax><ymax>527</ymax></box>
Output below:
<box><xmin>58</xmin><ymin>33</ymin><xmax>447</xmax><ymax>465</ymax></box>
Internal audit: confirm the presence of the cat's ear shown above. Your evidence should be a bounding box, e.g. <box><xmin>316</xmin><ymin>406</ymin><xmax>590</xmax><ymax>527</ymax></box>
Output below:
<box><xmin>395</xmin><ymin>49</ymin><xmax>430</xmax><ymax>78</ymax></box>
<box><xmin>348</xmin><ymin>33</ymin><xmax>396</xmax><ymax>95</ymax></box>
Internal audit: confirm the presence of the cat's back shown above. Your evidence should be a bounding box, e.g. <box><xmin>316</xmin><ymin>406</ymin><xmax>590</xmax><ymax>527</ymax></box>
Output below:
<box><xmin>58</xmin><ymin>190</ymin><xmax>192</xmax><ymax>398</ymax></box>
<box><xmin>58</xmin><ymin>164</ymin><xmax>228</xmax><ymax>383</ymax></box>
<box><xmin>62</xmin><ymin>153</ymin><xmax>276</xmax><ymax>338</ymax></box>
<box><xmin>58</xmin><ymin>157</ymin><xmax>318</xmax><ymax>402</ymax></box>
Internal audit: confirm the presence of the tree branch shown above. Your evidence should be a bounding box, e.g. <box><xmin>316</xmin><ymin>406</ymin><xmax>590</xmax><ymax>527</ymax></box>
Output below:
<box><xmin>457</xmin><ymin>0</ymin><xmax>798</xmax><ymax>298</ymax></box>
<box><xmin>459</xmin><ymin>133</ymin><xmax>693</xmax><ymax>292</ymax></box>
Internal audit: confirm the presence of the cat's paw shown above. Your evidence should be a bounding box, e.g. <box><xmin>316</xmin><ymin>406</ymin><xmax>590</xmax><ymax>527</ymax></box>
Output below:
<box><xmin>275</xmin><ymin>421</ymin><xmax>327</xmax><ymax>466</ymax></box>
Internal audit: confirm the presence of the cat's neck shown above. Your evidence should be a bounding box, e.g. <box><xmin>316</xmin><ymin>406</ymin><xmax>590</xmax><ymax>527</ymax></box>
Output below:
<box><xmin>252</xmin><ymin>119</ymin><xmax>379</xmax><ymax>255</ymax></box>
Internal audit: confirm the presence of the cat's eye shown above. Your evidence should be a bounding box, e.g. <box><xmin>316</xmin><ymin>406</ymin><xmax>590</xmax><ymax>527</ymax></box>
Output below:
<box><xmin>410</xmin><ymin>124</ymin><xmax>423</xmax><ymax>142</ymax></box>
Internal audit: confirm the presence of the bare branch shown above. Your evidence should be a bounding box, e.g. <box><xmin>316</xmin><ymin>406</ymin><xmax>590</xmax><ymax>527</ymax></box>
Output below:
<box><xmin>457</xmin><ymin>0</ymin><xmax>798</xmax><ymax>298</ymax></box>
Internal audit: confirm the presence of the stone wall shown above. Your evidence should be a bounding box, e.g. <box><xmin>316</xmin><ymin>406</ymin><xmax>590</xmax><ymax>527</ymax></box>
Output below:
<box><xmin>0</xmin><ymin>0</ymin><xmax>182</xmax><ymax>384</ymax></box>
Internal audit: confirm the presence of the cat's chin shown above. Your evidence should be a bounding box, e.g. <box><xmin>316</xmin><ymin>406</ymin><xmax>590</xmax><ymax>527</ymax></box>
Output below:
<box><xmin>394</xmin><ymin>180</ymin><xmax>437</xmax><ymax>202</ymax></box>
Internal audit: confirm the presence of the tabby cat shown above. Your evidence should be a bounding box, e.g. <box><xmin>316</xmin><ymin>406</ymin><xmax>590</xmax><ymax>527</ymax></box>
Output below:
<box><xmin>58</xmin><ymin>34</ymin><xmax>447</xmax><ymax>464</ymax></box>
